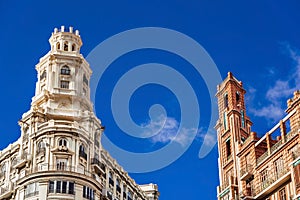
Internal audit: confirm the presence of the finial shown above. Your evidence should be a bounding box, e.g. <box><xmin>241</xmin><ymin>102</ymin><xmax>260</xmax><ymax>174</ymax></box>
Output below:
<box><xmin>61</xmin><ymin>25</ymin><xmax>65</xmax><ymax>32</ymax></box>
<box><xmin>54</xmin><ymin>28</ymin><xmax>58</xmax><ymax>33</ymax></box>
<box><xmin>75</xmin><ymin>30</ymin><xmax>80</xmax><ymax>36</ymax></box>
<box><xmin>69</xmin><ymin>26</ymin><xmax>73</xmax><ymax>33</ymax></box>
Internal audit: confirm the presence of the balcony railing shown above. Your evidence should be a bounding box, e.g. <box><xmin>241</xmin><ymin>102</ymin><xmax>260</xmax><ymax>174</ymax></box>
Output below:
<box><xmin>91</xmin><ymin>158</ymin><xmax>105</xmax><ymax>172</ymax></box>
<box><xmin>256</xmin><ymin>128</ymin><xmax>299</xmax><ymax>166</ymax></box>
<box><xmin>252</xmin><ymin>167</ymin><xmax>289</xmax><ymax>197</ymax></box>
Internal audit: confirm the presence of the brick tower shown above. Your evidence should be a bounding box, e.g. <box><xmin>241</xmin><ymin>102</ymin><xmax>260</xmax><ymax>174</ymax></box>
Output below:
<box><xmin>216</xmin><ymin>72</ymin><xmax>252</xmax><ymax>200</ymax></box>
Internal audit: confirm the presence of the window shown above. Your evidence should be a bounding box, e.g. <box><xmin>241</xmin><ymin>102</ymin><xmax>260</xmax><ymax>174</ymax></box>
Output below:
<box><xmin>56</xmin><ymin>159</ymin><xmax>67</xmax><ymax>170</ymax></box>
<box><xmin>49</xmin><ymin>181</ymin><xmax>54</xmax><ymax>193</ymax></box>
<box><xmin>64</xmin><ymin>41</ymin><xmax>68</xmax><ymax>51</ymax></box>
<box><xmin>62</xmin><ymin>181</ymin><xmax>67</xmax><ymax>193</ymax></box>
<box><xmin>224</xmin><ymin>93</ymin><xmax>228</xmax><ymax>108</ymax></box>
<box><xmin>72</xmin><ymin>44</ymin><xmax>76</xmax><ymax>51</ymax></box>
<box><xmin>279</xmin><ymin>187</ymin><xmax>286</xmax><ymax>200</ymax></box>
<box><xmin>69</xmin><ymin>182</ymin><xmax>74</xmax><ymax>194</ymax></box>
<box><xmin>56</xmin><ymin>42</ymin><xmax>60</xmax><ymax>50</ymax></box>
<box><xmin>49</xmin><ymin>180</ymin><xmax>74</xmax><ymax>194</ymax></box>
<box><xmin>58</xmin><ymin>138</ymin><xmax>67</xmax><ymax>147</ymax></box>
<box><xmin>260</xmin><ymin>168</ymin><xmax>268</xmax><ymax>187</ymax></box>
<box><xmin>37</xmin><ymin>140</ymin><xmax>46</xmax><ymax>154</ymax></box>
<box><xmin>226</xmin><ymin>138</ymin><xmax>231</xmax><ymax>158</ymax></box>
<box><xmin>79</xmin><ymin>144</ymin><xmax>87</xmax><ymax>160</ymax></box>
<box><xmin>236</xmin><ymin>91</ymin><xmax>240</xmax><ymax>102</ymax></box>
<box><xmin>128</xmin><ymin>191</ymin><xmax>133</xmax><ymax>200</ymax></box>
<box><xmin>223</xmin><ymin>112</ymin><xmax>227</xmax><ymax>130</ymax></box>
<box><xmin>274</xmin><ymin>156</ymin><xmax>284</xmax><ymax>176</ymax></box>
<box><xmin>83</xmin><ymin>186</ymin><xmax>95</xmax><ymax>200</ymax></box>
<box><xmin>61</xmin><ymin>65</ymin><xmax>71</xmax><ymax>75</ymax></box>
<box><xmin>241</xmin><ymin>110</ymin><xmax>245</xmax><ymax>128</ymax></box>
<box><xmin>83</xmin><ymin>74</ymin><xmax>89</xmax><ymax>85</ymax></box>
<box><xmin>109</xmin><ymin>172</ymin><xmax>114</xmax><ymax>186</ymax></box>
<box><xmin>40</xmin><ymin>70</ymin><xmax>47</xmax><ymax>80</ymax></box>
<box><xmin>25</xmin><ymin>182</ymin><xmax>39</xmax><ymax>198</ymax></box>
<box><xmin>116</xmin><ymin>179</ymin><xmax>121</xmax><ymax>193</ymax></box>
<box><xmin>0</xmin><ymin>164</ymin><xmax>6</xmax><ymax>178</ymax></box>
<box><xmin>60</xmin><ymin>80</ymin><xmax>69</xmax><ymax>89</ymax></box>
<box><xmin>56</xmin><ymin>181</ymin><xmax>61</xmax><ymax>193</ymax></box>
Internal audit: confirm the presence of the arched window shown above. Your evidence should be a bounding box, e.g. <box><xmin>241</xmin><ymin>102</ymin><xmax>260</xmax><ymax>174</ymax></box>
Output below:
<box><xmin>0</xmin><ymin>164</ymin><xmax>6</xmax><ymax>178</ymax></box>
<box><xmin>224</xmin><ymin>93</ymin><xmax>229</xmax><ymax>108</ymax></box>
<box><xmin>79</xmin><ymin>144</ymin><xmax>87</xmax><ymax>160</ymax></box>
<box><xmin>64</xmin><ymin>41</ymin><xmax>68</xmax><ymax>51</ymax></box>
<box><xmin>56</xmin><ymin>42</ymin><xmax>61</xmax><ymax>50</ymax></box>
<box><xmin>72</xmin><ymin>44</ymin><xmax>76</xmax><ymax>51</ymax></box>
<box><xmin>236</xmin><ymin>91</ymin><xmax>240</xmax><ymax>103</ymax></box>
<box><xmin>37</xmin><ymin>140</ymin><xmax>46</xmax><ymax>154</ymax></box>
<box><xmin>58</xmin><ymin>138</ymin><xmax>67</xmax><ymax>147</ymax></box>
<box><xmin>61</xmin><ymin>65</ymin><xmax>70</xmax><ymax>75</ymax></box>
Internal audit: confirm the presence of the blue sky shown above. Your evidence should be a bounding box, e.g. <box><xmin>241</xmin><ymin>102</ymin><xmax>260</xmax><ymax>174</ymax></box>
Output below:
<box><xmin>1</xmin><ymin>1</ymin><xmax>300</xmax><ymax>199</ymax></box>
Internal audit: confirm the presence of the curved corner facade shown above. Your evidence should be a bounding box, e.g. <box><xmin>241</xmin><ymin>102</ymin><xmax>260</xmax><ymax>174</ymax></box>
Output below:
<box><xmin>0</xmin><ymin>26</ymin><xmax>159</xmax><ymax>200</ymax></box>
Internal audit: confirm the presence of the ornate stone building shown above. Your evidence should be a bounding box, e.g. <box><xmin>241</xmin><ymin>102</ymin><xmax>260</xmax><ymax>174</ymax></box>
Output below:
<box><xmin>216</xmin><ymin>72</ymin><xmax>300</xmax><ymax>200</ymax></box>
<box><xmin>0</xmin><ymin>26</ymin><xmax>159</xmax><ymax>200</ymax></box>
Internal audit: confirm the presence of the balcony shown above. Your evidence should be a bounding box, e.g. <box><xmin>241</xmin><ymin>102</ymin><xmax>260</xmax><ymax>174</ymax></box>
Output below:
<box><xmin>240</xmin><ymin>164</ymin><xmax>253</xmax><ymax>181</ymax></box>
<box><xmin>256</xmin><ymin>128</ymin><xmax>299</xmax><ymax>166</ymax></box>
<box><xmin>91</xmin><ymin>158</ymin><xmax>106</xmax><ymax>173</ymax></box>
<box><xmin>252</xmin><ymin>168</ymin><xmax>290</xmax><ymax>198</ymax></box>
<box><xmin>218</xmin><ymin>176</ymin><xmax>238</xmax><ymax>196</ymax></box>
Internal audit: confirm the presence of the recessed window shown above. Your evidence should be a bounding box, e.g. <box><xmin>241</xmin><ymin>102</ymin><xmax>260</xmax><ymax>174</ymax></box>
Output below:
<box><xmin>83</xmin><ymin>74</ymin><xmax>89</xmax><ymax>85</ymax></box>
<box><xmin>58</xmin><ymin>138</ymin><xmax>67</xmax><ymax>147</ymax></box>
<box><xmin>83</xmin><ymin>186</ymin><xmax>95</xmax><ymax>200</ymax></box>
<box><xmin>25</xmin><ymin>182</ymin><xmax>39</xmax><ymax>198</ymax></box>
<box><xmin>241</xmin><ymin>110</ymin><xmax>245</xmax><ymax>128</ymax></box>
<box><xmin>226</xmin><ymin>137</ymin><xmax>231</xmax><ymax>158</ymax></box>
<box><xmin>236</xmin><ymin>91</ymin><xmax>240</xmax><ymax>102</ymax></box>
<box><xmin>279</xmin><ymin>187</ymin><xmax>286</xmax><ymax>200</ymax></box>
<box><xmin>72</xmin><ymin>44</ymin><xmax>76</xmax><ymax>51</ymax></box>
<box><xmin>224</xmin><ymin>93</ymin><xmax>229</xmax><ymax>108</ymax></box>
<box><xmin>61</xmin><ymin>65</ymin><xmax>70</xmax><ymax>75</ymax></box>
<box><xmin>0</xmin><ymin>164</ymin><xmax>6</xmax><ymax>178</ymax></box>
<box><xmin>40</xmin><ymin>70</ymin><xmax>47</xmax><ymax>80</ymax></box>
<box><xmin>60</xmin><ymin>80</ymin><xmax>69</xmax><ymax>89</ymax></box>
<box><xmin>79</xmin><ymin>144</ymin><xmax>87</xmax><ymax>160</ymax></box>
<box><xmin>64</xmin><ymin>41</ymin><xmax>68</xmax><ymax>51</ymax></box>
<box><xmin>49</xmin><ymin>180</ymin><xmax>74</xmax><ymax>194</ymax></box>
<box><xmin>56</xmin><ymin>42</ymin><xmax>60</xmax><ymax>50</ymax></box>
<box><xmin>37</xmin><ymin>141</ymin><xmax>46</xmax><ymax>154</ymax></box>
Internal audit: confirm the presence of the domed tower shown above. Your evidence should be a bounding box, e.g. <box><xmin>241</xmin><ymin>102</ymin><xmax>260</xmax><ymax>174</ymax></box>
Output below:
<box><xmin>32</xmin><ymin>25</ymin><xmax>92</xmax><ymax>119</ymax></box>
<box><xmin>0</xmin><ymin>26</ymin><xmax>159</xmax><ymax>200</ymax></box>
<box><xmin>16</xmin><ymin>26</ymin><xmax>105</xmax><ymax>200</ymax></box>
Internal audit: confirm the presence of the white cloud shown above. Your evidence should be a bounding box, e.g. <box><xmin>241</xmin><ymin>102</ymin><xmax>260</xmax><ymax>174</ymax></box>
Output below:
<box><xmin>141</xmin><ymin>115</ymin><xmax>199</xmax><ymax>147</ymax></box>
<box><xmin>248</xmin><ymin>43</ymin><xmax>300</xmax><ymax>122</ymax></box>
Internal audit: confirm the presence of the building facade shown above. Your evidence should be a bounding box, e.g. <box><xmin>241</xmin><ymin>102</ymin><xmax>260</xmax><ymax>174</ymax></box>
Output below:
<box><xmin>216</xmin><ymin>72</ymin><xmax>300</xmax><ymax>200</ymax></box>
<box><xmin>0</xmin><ymin>26</ymin><xmax>159</xmax><ymax>200</ymax></box>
